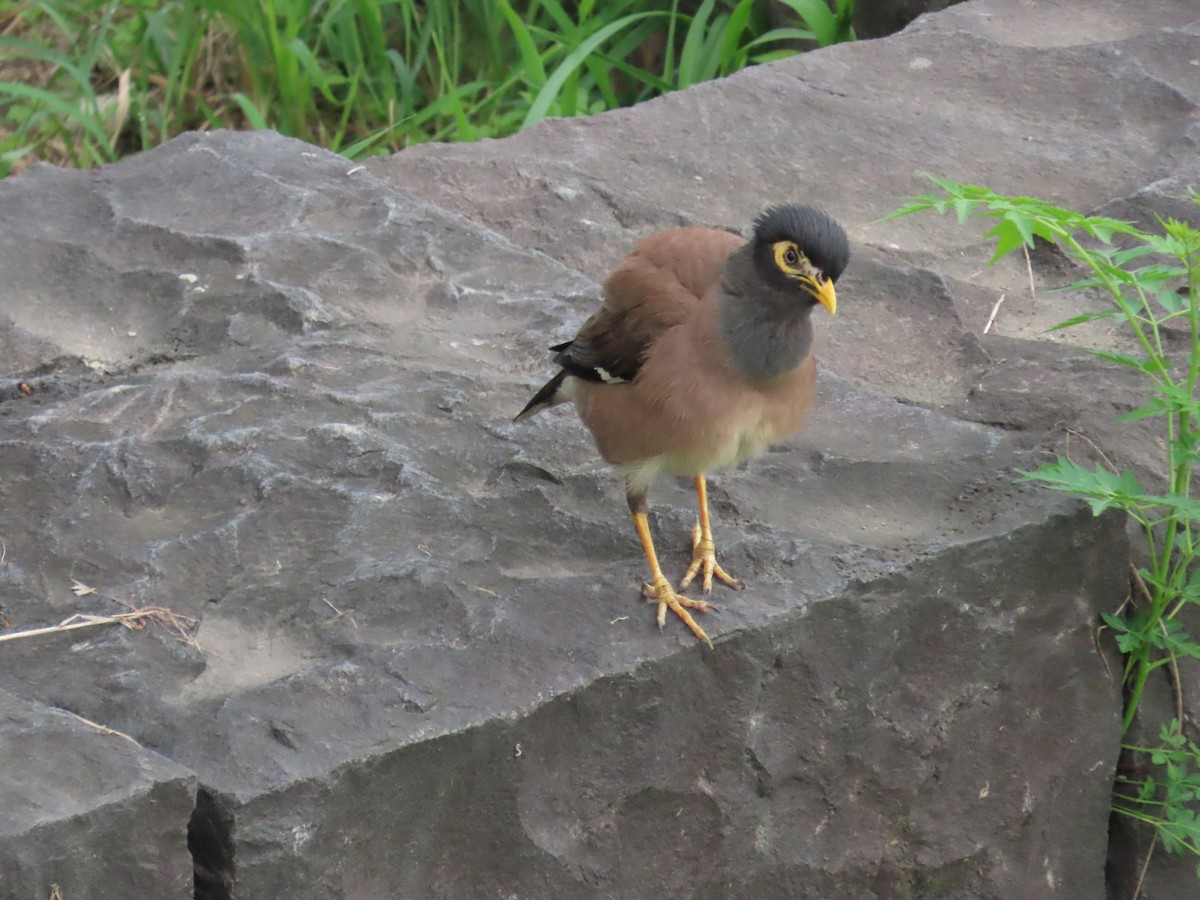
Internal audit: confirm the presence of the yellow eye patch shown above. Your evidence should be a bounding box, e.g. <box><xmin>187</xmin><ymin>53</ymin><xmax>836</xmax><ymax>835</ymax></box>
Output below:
<box><xmin>772</xmin><ymin>240</ymin><xmax>805</xmax><ymax>274</ymax></box>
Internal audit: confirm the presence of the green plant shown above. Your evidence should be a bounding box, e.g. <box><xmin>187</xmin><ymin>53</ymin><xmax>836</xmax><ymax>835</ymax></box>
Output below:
<box><xmin>0</xmin><ymin>0</ymin><xmax>856</xmax><ymax>176</ymax></box>
<box><xmin>1116</xmin><ymin>720</ymin><xmax>1200</xmax><ymax>866</ymax></box>
<box><xmin>886</xmin><ymin>177</ymin><xmax>1200</xmax><ymax>873</ymax></box>
<box><xmin>0</xmin><ymin>0</ymin><xmax>127</xmax><ymax>174</ymax></box>
<box><xmin>771</xmin><ymin>0</ymin><xmax>855</xmax><ymax>50</ymax></box>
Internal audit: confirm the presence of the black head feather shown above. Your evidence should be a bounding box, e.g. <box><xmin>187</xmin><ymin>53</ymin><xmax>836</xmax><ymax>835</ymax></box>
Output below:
<box><xmin>753</xmin><ymin>204</ymin><xmax>850</xmax><ymax>284</ymax></box>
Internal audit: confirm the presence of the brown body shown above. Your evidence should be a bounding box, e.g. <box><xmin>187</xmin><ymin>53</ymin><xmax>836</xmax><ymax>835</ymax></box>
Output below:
<box><xmin>563</xmin><ymin>227</ymin><xmax>816</xmax><ymax>486</ymax></box>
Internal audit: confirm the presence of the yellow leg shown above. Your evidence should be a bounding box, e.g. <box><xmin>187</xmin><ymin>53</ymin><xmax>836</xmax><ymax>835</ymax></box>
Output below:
<box><xmin>679</xmin><ymin>474</ymin><xmax>745</xmax><ymax>593</ymax></box>
<box><xmin>632</xmin><ymin>510</ymin><xmax>714</xmax><ymax>648</ymax></box>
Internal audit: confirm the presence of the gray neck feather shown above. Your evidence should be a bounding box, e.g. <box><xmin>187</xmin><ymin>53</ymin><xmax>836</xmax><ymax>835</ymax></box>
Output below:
<box><xmin>718</xmin><ymin>250</ymin><xmax>814</xmax><ymax>381</ymax></box>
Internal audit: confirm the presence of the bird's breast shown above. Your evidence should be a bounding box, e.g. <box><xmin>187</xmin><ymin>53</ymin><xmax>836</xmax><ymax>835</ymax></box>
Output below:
<box><xmin>655</xmin><ymin>351</ymin><xmax>818</xmax><ymax>475</ymax></box>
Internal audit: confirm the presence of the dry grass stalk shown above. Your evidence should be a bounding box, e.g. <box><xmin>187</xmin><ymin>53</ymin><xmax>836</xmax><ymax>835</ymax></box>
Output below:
<box><xmin>0</xmin><ymin>606</ymin><xmax>198</xmax><ymax>647</ymax></box>
<box><xmin>1023</xmin><ymin>243</ymin><xmax>1037</xmax><ymax>300</ymax></box>
<box><xmin>982</xmin><ymin>293</ymin><xmax>1006</xmax><ymax>334</ymax></box>
<box><xmin>60</xmin><ymin>710</ymin><xmax>143</xmax><ymax>749</ymax></box>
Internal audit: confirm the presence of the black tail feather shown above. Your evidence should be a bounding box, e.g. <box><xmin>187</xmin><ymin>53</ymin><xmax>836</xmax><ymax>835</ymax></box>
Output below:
<box><xmin>514</xmin><ymin>369</ymin><xmax>568</xmax><ymax>422</ymax></box>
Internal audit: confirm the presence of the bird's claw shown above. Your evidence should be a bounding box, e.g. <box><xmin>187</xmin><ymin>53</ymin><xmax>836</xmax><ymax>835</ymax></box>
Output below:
<box><xmin>679</xmin><ymin>522</ymin><xmax>745</xmax><ymax>594</ymax></box>
<box><xmin>642</xmin><ymin>577</ymin><xmax>714</xmax><ymax>648</ymax></box>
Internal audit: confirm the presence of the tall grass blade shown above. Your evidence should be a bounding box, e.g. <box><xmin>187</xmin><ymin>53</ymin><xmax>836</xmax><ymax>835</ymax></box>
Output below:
<box><xmin>523</xmin><ymin>12</ymin><xmax>660</xmax><ymax>129</ymax></box>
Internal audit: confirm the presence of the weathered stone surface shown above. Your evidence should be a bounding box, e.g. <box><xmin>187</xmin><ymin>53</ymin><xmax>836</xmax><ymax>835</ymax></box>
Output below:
<box><xmin>0</xmin><ymin>688</ymin><xmax>195</xmax><ymax>899</ymax></box>
<box><xmin>213</xmin><ymin>500</ymin><xmax>1124</xmax><ymax>900</ymax></box>
<box><xmin>0</xmin><ymin>0</ymin><xmax>1196</xmax><ymax>896</ymax></box>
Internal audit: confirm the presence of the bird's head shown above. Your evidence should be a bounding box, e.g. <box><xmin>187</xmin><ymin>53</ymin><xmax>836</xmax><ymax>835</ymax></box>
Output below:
<box><xmin>751</xmin><ymin>204</ymin><xmax>849</xmax><ymax>315</ymax></box>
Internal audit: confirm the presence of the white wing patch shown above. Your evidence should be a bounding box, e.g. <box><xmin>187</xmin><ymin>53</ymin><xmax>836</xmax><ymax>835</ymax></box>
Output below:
<box><xmin>594</xmin><ymin>366</ymin><xmax>629</xmax><ymax>385</ymax></box>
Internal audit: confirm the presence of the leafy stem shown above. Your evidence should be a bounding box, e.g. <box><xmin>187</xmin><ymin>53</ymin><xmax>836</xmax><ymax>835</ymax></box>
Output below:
<box><xmin>886</xmin><ymin>179</ymin><xmax>1200</xmax><ymax>875</ymax></box>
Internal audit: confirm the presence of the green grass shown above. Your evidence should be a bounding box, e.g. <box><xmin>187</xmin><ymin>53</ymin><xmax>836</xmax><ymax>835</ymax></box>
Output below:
<box><xmin>0</xmin><ymin>0</ymin><xmax>855</xmax><ymax>177</ymax></box>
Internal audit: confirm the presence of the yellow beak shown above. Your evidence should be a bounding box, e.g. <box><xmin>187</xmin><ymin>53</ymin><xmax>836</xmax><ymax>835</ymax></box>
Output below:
<box><xmin>804</xmin><ymin>277</ymin><xmax>837</xmax><ymax>315</ymax></box>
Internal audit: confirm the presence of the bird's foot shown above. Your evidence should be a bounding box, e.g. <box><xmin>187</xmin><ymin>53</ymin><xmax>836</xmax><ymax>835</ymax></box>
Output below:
<box><xmin>642</xmin><ymin>574</ymin><xmax>715</xmax><ymax>648</ymax></box>
<box><xmin>679</xmin><ymin>522</ymin><xmax>745</xmax><ymax>594</ymax></box>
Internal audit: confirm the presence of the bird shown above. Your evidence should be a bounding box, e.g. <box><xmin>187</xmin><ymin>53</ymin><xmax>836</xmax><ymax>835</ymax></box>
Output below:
<box><xmin>515</xmin><ymin>204</ymin><xmax>849</xmax><ymax>647</ymax></box>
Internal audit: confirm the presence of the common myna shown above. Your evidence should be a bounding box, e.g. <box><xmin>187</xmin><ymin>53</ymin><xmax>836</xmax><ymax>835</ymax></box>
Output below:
<box><xmin>517</xmin><ymin>204</ymin><xmax>849</xmax><ymax>647</ymax></box>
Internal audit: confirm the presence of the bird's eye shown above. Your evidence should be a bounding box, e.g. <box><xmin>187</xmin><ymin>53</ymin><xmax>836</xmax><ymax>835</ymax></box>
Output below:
<box><xmin>772</xmin><ymin>241</ymin><xmax>805</xmax><ymax>274</ymax></box>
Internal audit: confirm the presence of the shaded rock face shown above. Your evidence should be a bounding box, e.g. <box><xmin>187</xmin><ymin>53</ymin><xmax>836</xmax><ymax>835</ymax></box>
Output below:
<box><xmin>0</xmin><ymin>0</ymin><xmax>1196</xmax><ymax>896</ymax></box>
<box><xmin>0</xmin><ymin>688</ymin><xmax>195</xmax><ymax>898</ymax></box>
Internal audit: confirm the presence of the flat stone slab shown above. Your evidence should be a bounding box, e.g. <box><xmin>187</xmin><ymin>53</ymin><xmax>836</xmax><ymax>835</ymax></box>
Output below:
<box><xmin>2</xmin><ymin>0</ymin><xmax>1196</xmax><ymax>894</ymax></box>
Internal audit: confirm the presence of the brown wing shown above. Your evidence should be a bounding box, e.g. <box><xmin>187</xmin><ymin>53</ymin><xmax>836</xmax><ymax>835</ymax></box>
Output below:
<box><xmin>554</xmin><ymin>227</ymin><xmax>745</xmax><ymax>384</ymax></box>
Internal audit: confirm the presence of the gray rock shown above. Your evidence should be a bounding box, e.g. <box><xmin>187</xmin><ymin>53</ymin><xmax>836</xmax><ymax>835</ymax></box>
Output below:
<box><xmin>0</xmin><ymin>0</ymin><xmax>1196</xmax><ymax>896</ymax></box>
<box><xmin>0</xmin><ymin>688</ymin><xmax>195</xmax><ymax>898</ymax></box>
